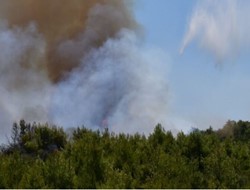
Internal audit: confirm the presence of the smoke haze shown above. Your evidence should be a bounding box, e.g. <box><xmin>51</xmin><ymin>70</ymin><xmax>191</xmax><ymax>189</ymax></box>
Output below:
<box><xmin>0</xmin><ymin>0</ymin><xmax>170</xmax><ymax>140</ymax></box>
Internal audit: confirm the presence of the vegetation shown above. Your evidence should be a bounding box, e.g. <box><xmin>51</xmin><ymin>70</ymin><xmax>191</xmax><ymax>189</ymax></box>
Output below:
<box><xmin>0</xmin><ymin>120</ymin><xmax>250</xmax><ymax>188</ymax></box>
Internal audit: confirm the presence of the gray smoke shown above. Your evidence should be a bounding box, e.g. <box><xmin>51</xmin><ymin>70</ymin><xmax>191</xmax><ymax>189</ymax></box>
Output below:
<box><xmin>0</xmin><ymin>22</ymin><xmax>52</xmax><ymax>137</ymax></box>
<box><xmin>0</xmin><ymin>1</ymin><xmax>170</xmax><ymax>141</ymax></box>
<box><xmin>50</xmin><ymin>30</ymin><xmax>169</xmax><ymax>133</ymax></box>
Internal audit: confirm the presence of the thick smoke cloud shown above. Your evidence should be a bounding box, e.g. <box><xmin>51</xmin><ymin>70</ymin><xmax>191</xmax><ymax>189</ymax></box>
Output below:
<box><xmin>180</xmin><ymin>0</ymin><xmax>250</xmax><ymax>61</ymax></box>
<box><xmin>0</xmin><ymin>1</ymin><xmax>170</xmax><ymax>140</ymax></box>
<box><xmin>0</xmin><ymin>0</ymin><xmax>138</xmax><ymax>82</ymax></box>
<box><xmin>0</xmin><ymin>22</ymin><xmax>52</xmax><ymax>136</ymax></box>
<box><xmin>51</xmin><ymin>30</ymin><xmax>169</xmax><ymax>133</ymax></box>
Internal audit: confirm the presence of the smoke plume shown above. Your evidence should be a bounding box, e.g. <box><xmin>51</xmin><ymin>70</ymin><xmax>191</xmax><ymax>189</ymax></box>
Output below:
<box><xmin>180</xmin><ymin>0</ymin><xmax>250</xmax><ymax>61</ymax></box>
<box><xmin>0</xmin><ymin>0</ymin><xmax>138</xmax><ymax>82</ymax></box>
<box><xmin>0</xmin><ymin>0</ymin><xmax>170</xmax><ymax>140</ymax></box>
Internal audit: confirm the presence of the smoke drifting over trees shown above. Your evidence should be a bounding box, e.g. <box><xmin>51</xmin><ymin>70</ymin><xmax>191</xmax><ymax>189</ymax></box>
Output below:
<box><xmin>0</xmin><ymin>0</ymin><xmax>170</xmax><ymax>140</ymax></box>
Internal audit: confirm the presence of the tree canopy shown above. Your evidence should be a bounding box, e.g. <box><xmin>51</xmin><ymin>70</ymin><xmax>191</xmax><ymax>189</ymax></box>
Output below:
<box><xmin>0</xmin><ymin>120</ymin><xmax>250</xmax><ymax>188</ymax></box>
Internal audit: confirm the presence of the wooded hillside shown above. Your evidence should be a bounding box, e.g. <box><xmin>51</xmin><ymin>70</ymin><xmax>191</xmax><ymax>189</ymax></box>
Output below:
<box><xmin>0</xmin><ymin>120</ymin><xmax>250</xmax><ymax>188</ymax></box>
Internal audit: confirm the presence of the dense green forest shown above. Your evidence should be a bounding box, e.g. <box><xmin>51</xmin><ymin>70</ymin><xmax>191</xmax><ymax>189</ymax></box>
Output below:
<box><xmin>0</xmin><ymin>120</ymin><xmax>250</xmax><ymax>188</ymax></box>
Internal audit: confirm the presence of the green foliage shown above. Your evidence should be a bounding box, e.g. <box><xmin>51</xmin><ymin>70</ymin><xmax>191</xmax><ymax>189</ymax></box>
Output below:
<box><xmin>0</xmin><ymin>119</ymin><xmax>250</xmax><ymax>188</ymax></box>
<box><xmin>3</xmin><ymin>120</ymin><xmax>67</xmax><ymax>158</ymax></box>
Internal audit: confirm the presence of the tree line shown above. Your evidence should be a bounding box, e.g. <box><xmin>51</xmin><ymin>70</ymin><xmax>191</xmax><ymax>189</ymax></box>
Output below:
<box><xmin>0</xmin><ymin>119</ymin><xmax>250</xmax><ymax>188</ymax></box>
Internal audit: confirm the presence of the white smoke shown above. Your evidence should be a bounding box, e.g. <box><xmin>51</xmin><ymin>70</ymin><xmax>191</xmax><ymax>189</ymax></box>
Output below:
<box><xmin>0</xmin><ymin>22</ymin><xmax>53</xmax><ymax>139</ymax></box>
<box><xmin>180</xmin><ymin>0</ymin><xmax>250</xmax><ymax>61</ymax></box>
<box><xmin>50</xmin><ymin>29</ymin><xmax>170</xmax><ymax>134</ymax></box>
<box><xmin>0</xmin><ymin>23</ymin><xmax>170</xmax><ymax>140</ymax></box>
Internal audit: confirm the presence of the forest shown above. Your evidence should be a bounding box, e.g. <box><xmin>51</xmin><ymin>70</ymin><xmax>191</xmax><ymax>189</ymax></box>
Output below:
<box><xmin>0</xmin><ymin>119</ymin><xmax>250</xmax><ymax>189</ymax></box>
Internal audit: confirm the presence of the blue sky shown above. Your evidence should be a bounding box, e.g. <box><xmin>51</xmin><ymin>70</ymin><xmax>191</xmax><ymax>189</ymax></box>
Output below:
<box><xmin>134</xmin><ymin>0</ymin><xmax>250</xmax><ymax>130</ymax></box>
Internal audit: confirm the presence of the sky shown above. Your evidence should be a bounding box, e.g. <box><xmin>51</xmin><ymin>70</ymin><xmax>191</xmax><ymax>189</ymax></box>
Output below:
<box><xmin>134</xmin><ymin>0</ymin><xmax>250</xmax><ymax>131</ymax></box>
<box><xmin>0</xmin><ymin>0</ymin><xmax>250</xmax><ymax>140</ymax></box>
